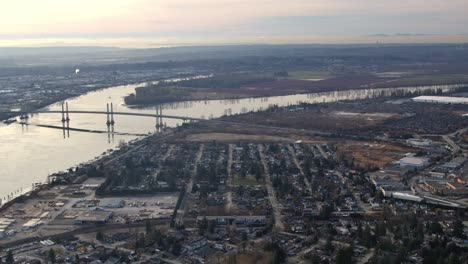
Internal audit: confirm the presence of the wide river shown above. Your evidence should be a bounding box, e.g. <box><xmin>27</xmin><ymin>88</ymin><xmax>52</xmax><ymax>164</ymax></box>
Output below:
<box><xmin>0</xmin><ymin>81</ymin><xmax>465</xmax><ymax>202</ymax></box>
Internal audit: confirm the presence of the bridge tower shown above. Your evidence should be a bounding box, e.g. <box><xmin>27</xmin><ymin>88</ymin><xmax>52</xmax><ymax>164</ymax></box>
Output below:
<box><xmin>159</xmin><ymin>106</ymin><xmax>163</xmax><ymax>129</ymax></box>
<box><xmin>65</xmin><ymin>102</ymin><xmax>70</xmax><ymax>122</ymax></box>
<box><xmin>61</xmin><ymin>102</ymin><xmax>66</xmax><ymax>122</ymax></box>
<box><xmin>155</xmin><ymin>105</ymin><xmax>163</xmax><ymax>132</ymax></box>
<box><xmin>106</xmin><ymin>103</ymin><xmax>111</xmax><ymax>126</ymax></box>
<box><xmin>110</xmin><ymin>103</ymin><xmax>115</xmax><ymax>125</ymax></box>
<box><xmin>155</xmin><ymin>106</ymin><xmax>160</xmax><ymax>131</ymax></box>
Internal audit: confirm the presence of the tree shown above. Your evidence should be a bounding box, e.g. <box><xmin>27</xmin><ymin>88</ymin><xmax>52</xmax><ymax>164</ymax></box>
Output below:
<box><xmin>324</xmin><ymin>236</ymin><xmax>334</xmax><ymax>253</ymax></box>
<box><xmin>310</xmin><ymin>254</ymin><xmax>321</xmax><ymax>264</ymax></box>
<box><xmin>448</xmin><ymin>253</ymin><xmax>461</xmax><ymax>264</ymax></box>
<box><xmin>272</xmin><ymin>243</ymin><xmax>286</xmax><ymax>264</ymax></box>
<box><xmin>145</xmin><ymin>220</ymin><xmax>153</xmax><ymax>234</ymax></box>
<box><xmin>241</xmin><ymin>231</ymin><xmax>248</xmax><ymax>242</ymax></box>
<box><xmin>74</xmin><ymin>254</ymin><xmax>80</xmax><ymax>264</ymax></box>
<box><xmin>336</xmin><ymin>246</ymin><xmax>354</xmax><ymax>264</ymax></box>
<box><xmin>172</xmin><ymin>241</ymin><xmax>182</xmax><ymax>256</ymax></box>
<box><xmin>96</xmin><ymin>231</ymin><xmax>104</xmax><ymax>241</ymax></box>
<box><xmin>48</xmin><ymin>248</ymin><xmax>56</xmax><ymax>263</ymax></box>
<box><xmin>453</xmin><ymin>219</ymin><xmax>465</xmax><ymax>239</ymax></box>
<box><xmin>6</xmin><ymin>250</ymin><xmax>14</xmax><ymax>264</ymax></box>
<box><xmin>429</xmin><ymin>221</ymin><xmax>443</xmax><ymax>235</ymax></box>
<box><xmin>363</xmin><ymin>225</ymin><xmax>374</xmax><ymax>248</ymax></box>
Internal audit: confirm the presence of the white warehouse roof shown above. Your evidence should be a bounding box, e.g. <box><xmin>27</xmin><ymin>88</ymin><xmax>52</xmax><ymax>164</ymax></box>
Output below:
<box><xmin>412</xmin><ymin>96</ymin><xmax>468</xmax><ymax>104</ymax></box>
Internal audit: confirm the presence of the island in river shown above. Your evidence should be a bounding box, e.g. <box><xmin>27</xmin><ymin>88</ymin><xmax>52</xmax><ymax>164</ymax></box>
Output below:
<box><xmin>124</xmin><ymin>71</ymin><xmax>468</xmax><ymax>105</ymax></box>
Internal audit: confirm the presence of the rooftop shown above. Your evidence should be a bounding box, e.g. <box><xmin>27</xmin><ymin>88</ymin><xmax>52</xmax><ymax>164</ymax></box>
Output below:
<box><xmin>412</xmin><ymin>96</ymin><xmax>468</xmax><ymax>104</ymax></box>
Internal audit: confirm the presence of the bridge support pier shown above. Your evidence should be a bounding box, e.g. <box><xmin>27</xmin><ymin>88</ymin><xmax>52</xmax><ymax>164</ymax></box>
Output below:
<box><xmin>61</xmin><ymin>101</ymin><xmax>70</xmax><ymax>122</ymax></box>
<box><xmin>61</xmin><ymin>103</ymin><xmax>66</xmax><ymax>122</ymax></box>
<box><xmin>65</xmin><ymin>102</ymin><xmax>70</xmax><ymax>122</ymax></box>
<box><xmin>110</xmin><ymin>103</ymin><xmax>115</xmax><ymax>125</ymax></box>
<box><xmin>155</xmin><ymin>105</ymin><xmax>164</xmax><ymax>132</ymax></box>
<box><xmin>106</xmin><ymin>103</ymin><xmax>116</xmax><ymax>126</ymax></box>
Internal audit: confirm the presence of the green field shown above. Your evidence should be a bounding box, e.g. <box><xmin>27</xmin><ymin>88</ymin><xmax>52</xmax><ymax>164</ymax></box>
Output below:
<box><xmin>286</xmin><ymin>70</ymin><xmax>333</xmax><ymax>80</ymax></box>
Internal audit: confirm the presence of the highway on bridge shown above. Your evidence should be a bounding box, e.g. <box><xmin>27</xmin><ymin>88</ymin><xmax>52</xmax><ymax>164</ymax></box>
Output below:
<box><xmin>1</xmin><ymin>110</ymin><xmax>203</xmax><ymax>121</ymax></box>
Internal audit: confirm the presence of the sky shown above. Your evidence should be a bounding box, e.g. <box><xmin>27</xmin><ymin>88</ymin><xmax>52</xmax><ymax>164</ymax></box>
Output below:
<box><xmin>1</xmin><ymin>0</ymin><xmax>467</xmax><ymax>47</ymax></box>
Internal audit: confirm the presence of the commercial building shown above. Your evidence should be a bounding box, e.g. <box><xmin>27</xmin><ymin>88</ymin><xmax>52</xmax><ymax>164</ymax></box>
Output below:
<box><xmin>440</xmin><ymin>157</ymin><xmax>466</xmax><ymax>171</ymax></box>
<box><xmin>412</xmin><ymin>96</ymin><xmax>468</xmax><ymax>105</ymax></box>
<box><xmin>397</xmin><ymin>155</ymin><xmax>430</xmax><ymax>169</ymax></box>
<box><xmin>74</xmin><ymin>210</ymin><xmax>113</xmax><ymax>225</ymax></box>
<box><xmin>406</xmin><ymin>138</ymin><xmax>433</xmax><ymax>147</ymax></box>
<box><xmin>101</xmin><ymin>199</ymin><xmax>125</xmax><ymax>208</ymax></box>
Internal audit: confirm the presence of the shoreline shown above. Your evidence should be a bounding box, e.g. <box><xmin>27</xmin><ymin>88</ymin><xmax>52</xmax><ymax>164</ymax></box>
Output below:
<box><xmin>0</xmin><ymin>128</ymin><xmax>163</xmax><ymax>211</ymax></box>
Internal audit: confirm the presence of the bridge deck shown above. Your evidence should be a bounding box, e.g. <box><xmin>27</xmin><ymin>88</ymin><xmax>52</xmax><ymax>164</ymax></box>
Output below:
<box><xmin>1</xmin><ymin>110</ymin><xmax>201</xmax><ymax>121</ymax></box>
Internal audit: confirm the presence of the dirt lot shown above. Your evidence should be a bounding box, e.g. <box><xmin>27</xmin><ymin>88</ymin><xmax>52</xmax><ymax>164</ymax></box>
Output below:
<box><xmin>185</xmin><ymin>133</ymin><xmax>296</xmax><ymax>143</ymax></box>
<box><xmin>224</xmin><ymin>109</ymin><xmax>394</xmax><ymax>133</ymax></box>
<box><xmin>171</xmin><ymin>122</ymin><xmax>329</xmax><ymax>144</ymax></box>
<box><xmin>336</xmin><ymin>141</ymin><xmax>416</xmax><ymax>169</ymax></box>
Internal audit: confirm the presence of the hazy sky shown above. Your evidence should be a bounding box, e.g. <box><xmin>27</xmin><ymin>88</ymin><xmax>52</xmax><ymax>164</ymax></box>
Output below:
<box><xmin>1</xmin><ymin>0</ymin><xmax>467</xmax><ymax>47</ymax></box>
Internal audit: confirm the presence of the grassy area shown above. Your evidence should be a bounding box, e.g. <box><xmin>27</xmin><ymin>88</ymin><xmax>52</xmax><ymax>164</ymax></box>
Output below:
<box><xmin>286</xmin><ymin>70</ymin><xmax>333</xmax><ymax>80</ymax></box>
<box><xmin>232</xmin><ymin>174</ymin><xmax>261</xmax><ymax>186</ymax></box>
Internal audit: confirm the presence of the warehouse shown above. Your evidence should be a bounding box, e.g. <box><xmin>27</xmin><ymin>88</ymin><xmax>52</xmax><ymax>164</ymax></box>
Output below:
<box><xmin>412</xmin><ymin>96</ymin><xmax>468</xmax><ymax>104</ymax></box>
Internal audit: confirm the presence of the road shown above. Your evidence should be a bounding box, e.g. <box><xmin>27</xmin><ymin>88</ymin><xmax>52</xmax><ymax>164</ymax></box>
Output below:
<box><xmin>258</xmin><ymin>144</ymin><xmax>285</xmax><ymax>231</ymax></box>
<box><xmin>442</xmin><ymin>134</ymin><xmax>460</xmax><ymax>153</ymax></box>
<box><xmin>0</xmin><ymin>218</ymin><xmax>170</xmax><ymax>250</ymax></box>
<box><xmin>175</xmin><ymin>144</ymin><xmax>204</xmax><ymax>224</ymax></box>
<box><xmin>336</xmin><ymin>171</ymin><xmax>371</xmax><ymax>214</ymax></box>
<box><xmin>287</xmin><ymin>144</ymin><xmax>313</xmax><ymax>195</ymax></box>
<box><xmin>225</xmin><ymin>144</ymin><xmax>234</xmax><ymax>214</ymax></box>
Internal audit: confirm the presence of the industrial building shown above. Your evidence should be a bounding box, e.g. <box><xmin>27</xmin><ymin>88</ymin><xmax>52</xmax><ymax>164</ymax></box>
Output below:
<box><xmin>74</xmin><ymin>210</ymin><xmax>113</xmax><ymax>225</ymax></box>
<box><xmin>397</xmin><ymin>155</ymin><xmax>430</xmax><ymax>169</ymax></box>
<box><xmin>0</xmin><ymin>218</ymin><xmax>15</xmax><ymax>238</ymax></box>
<box><xmin>412</xmin><ymin>96</ymin><xmax>468</xmax><ymax>105</ymax></box>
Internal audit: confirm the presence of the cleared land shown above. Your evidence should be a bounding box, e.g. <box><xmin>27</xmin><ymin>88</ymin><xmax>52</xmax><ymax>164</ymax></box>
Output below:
<box><xmin>336</xmin><ymin>141</ymin><xmax>416</xmax><ymax>168</ymax></box>
<box><xmin>184</xmin><ymin>133</ymin><xmax>296</xmax><ymax>143</ymax></box>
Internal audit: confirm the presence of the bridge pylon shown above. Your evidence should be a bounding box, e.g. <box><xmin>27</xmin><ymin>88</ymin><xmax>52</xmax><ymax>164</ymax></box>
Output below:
<box><xmin>106</xmin><ymin>103</ymin><xmax>111</xmax><ymax>126</ymax></box>
<box><xmin>66</xmin><ymin>102</ymin><xmax>70</xmax><ymax>122</ymax></box>
<box><xmin>106</xmin><ymin>103</ymin><xmax>116</xmax><ymax>126</ymax></box>
<box><xmin>155</xmin><ymin>105</ymin><xmax>164</xmax><ymax>132</ymax></box>
<box><xmin>61</xmin><ymin>102</ymin><xmax>66</xmax><ymax>122</ymax></box>
<box><xmin>110</xmin><ymin>103</ymin><xmax>115</xmax><ymax>125</ymax></box>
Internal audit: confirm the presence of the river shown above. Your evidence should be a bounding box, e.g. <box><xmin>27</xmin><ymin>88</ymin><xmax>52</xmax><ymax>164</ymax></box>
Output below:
<box><xmin>0</xmin><ymin>82</ymin><xmax>465</xmax><ymax>202</ymax></box>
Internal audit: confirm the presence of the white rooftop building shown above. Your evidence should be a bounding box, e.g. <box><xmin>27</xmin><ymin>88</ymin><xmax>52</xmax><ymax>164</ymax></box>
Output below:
<box><xmin>397</xmin><ymin>155</ymin><xmax>430</xmax><ymax>169</ymax></box>
<box><xmin>412</xmin><ymin>96</ymin><xmax>468</xmax><ymax>105</ymax></box>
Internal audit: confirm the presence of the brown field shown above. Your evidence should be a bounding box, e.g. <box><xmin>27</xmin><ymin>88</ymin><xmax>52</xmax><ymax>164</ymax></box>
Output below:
<box><xmin>337</xmin><ymin>141</ymin><xmax>416</xmax><ymax>169</ymax></box>
<box><xmin>184</xmin><ymin>133</ymin><xmax>296</xmax><ymax>143</ymax></box>
<box><xmin>223</xmin><ymin>108</ymin><xmax>396</xmax><ymax>133</ymax></box>
<box><xmin>169</xmin><ymin>122</ymin><xmax>329</xmax><ymax>144</ymax></box>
